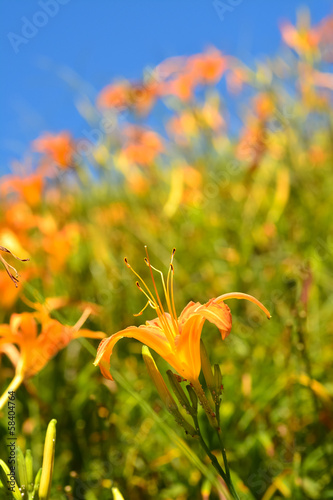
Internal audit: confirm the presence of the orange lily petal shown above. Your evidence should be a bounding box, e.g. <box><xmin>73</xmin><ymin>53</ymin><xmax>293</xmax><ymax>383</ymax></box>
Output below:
<box><xmin>94</xmin><ymin>325</ymin><xmax>172</xmax><ymax>380</ymax></box>
<box><xmin>10</xmin><ymin>313</ymin><xmax>38</xmax><ymax>341</ymax></box>
<box><xmin>176</xmin><ymin>299</ymin><xmax>232</xmax><ymax>380</ymax></box>
<box><xmin>175</xmin><ymin>315</ymin><xmax>204</xmax><ymax>380</ymax></box>
<box><xmin>216</xmin><ymin>292</ymin><xmax>271</xmax><ymax>319</ymax></box>
<box><xmin>0</xmin><ymin>344</ymin><xmax>20</xmax><ymax>368</ymax></box>
<box><xmin>0</xmin><ymin>325</ymin><xmax>14</xmax><ymax>339</ymax></box>
<box><xmin>179</xmin><ymin>299</ymin><xmax>232</xmax><ymax>338</ymax></box>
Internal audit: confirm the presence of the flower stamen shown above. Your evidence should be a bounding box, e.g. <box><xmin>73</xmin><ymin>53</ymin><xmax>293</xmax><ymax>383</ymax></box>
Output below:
<box><xmin>133</xmin><ymin>299</ymin><xmax>157</xmax><ymax>317</ymax></box>
<box><xmin>125</xmin><ymin>252</ymin><xmax>176</xmax><ymax>348</ymax></box>
<box><xmin>144</xmin><ymin>247</ymin><xmax>176</xmax><ymax>345</ymax></box>
<box><xmin>144</xmin><ymin>256</ymin><xmax>179</xmax><ymax>336</ymax></box>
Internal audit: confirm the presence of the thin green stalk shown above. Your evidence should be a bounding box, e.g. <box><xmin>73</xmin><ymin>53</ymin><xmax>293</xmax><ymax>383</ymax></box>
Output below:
<box><xmin>191</xmin><ymin>413</ymin><xmax>227</xmax><ymax>483</ymax></box>
<box><xmin>215</xmin><ymin>399</ymin><xmax>240</xmax><ymax>500</ymax></box>
<box><xmin>188</xmin><ymin>379</ymin><xmax>240</xmax><ymax>499</ymax></box>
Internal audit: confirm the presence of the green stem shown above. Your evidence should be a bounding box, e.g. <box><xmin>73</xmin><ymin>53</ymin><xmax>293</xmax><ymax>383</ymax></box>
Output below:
<box><xmin>0</xmin><ymin>373</ymin><xmax>23</xmax><ymax>411</ymax></box>
<box><xmin>191</xmin><ymin>414</ymin><xmax>227</xmax><ymax>482</ymax></box>
<box><xmin>190</xmin><ymin>379</ymin><xmax>219</xmax><ymax>429</ymax></box>
<box><xmin>215</xmin><ymin>402</ymin><xmax>240</xmax><ymax>500</ymax></box>
<box><xmin>190</xmin><ymin>379</ymin><xmax>240</xmax><ymax>498</ymax></box>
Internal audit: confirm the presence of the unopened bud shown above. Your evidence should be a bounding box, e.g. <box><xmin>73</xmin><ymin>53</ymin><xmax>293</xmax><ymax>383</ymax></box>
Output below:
<box><xmin>0</xmin><ymin>459</ymin><xmax>22</xmax><ymax>500</ymax></box>
<box><xmin>39</xmin><ymin>419</ymin><xmax>57</xmax><ymax>500</ymax></box>
<box><xmin>112</xmin><ymin>487</ymin><xmax>125</xmax><ymax>499</ymax></box>
<box><xmin>167</xmin><ymin>370</ymin><xmax>195</xmax><ymax>417</ymax></box>
<box><xmin>142</xmin><ymin>346</ymin><xmax>178</xmax><ymax>413</ymax></box>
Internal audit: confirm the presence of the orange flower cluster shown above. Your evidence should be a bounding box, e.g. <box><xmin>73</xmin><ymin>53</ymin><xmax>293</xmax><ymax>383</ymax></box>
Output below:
<box><xmin>97</xmin><ymin>79</ymin><xmax>161</xmax><ymax>115</ymax></box>
<box><xmin>33</xmin><ymin>131</ymin><xmax>75</xmax><ymax>168</ymax></box>
<box><xmin>0</xmin><ymin>306</ymin><xmax>105</xmax><ymax>410</ymax></box>
<box><xmin>97</xmin><ymin>48</ymin><xmax>228</xmax><ymax>113</ymax></box>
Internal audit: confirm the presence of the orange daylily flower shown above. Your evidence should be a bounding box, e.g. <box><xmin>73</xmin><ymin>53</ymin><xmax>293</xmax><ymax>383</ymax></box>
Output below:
<box><xmin>32</xmin><ymin>131</ymin><xmax>74</xmax><ymax>168</ymax></box>
<box><xmin>94</xmin><ymin>249</ymin><xmax>270</xmax><ymax>382</ymax></box>
<box><xmin>0</xmin><ymin>309</ymin><xmax>105</xmax><ymax>410</ymax></box>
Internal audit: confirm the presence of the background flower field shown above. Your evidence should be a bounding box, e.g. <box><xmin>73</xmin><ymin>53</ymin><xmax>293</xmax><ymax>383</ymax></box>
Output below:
<box><xmin>0</xmin><ymin>8</ymin><xmax>333</xmax><ymax>500</ymax></box>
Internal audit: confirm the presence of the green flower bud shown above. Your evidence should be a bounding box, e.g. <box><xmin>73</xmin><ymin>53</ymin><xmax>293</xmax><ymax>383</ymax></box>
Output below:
<box><xmin>0</xmin><ymin>458</ymin><xmax>22</xmax><ymax>500</ymax></box>
<box><xmin>142</xmin><ymin>346</ymin><xmax>178</xmax><ymax>413</ymax></box>
<box><xmin>39</xmin><ymin>419</ymin><xmax>57</xmax><ymax>500</ymax></box>
<box><xmin>167</xmin><ymin>370</ymin><xmax>195</xmax><ymax>417</ymax></box>
<box><xmin>112</xmin><ymin>487</ymin><xmax>125</xmax><ymax>499</ymax></box>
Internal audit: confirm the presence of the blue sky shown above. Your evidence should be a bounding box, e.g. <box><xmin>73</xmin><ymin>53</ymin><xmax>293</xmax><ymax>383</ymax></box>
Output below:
<box><xmin>1</xmin><ymin>0</ymin><xmax>333</xmax><ymax>173</ymax></box>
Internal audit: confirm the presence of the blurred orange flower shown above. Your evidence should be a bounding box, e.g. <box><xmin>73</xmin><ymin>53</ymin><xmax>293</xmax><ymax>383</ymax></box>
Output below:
<box><xmin>2</xmin><ymin>202</ymin><xmax>37</xmax><ymax>233</ymax></box>
<box><xmin>160</xmin><ymin>49</ymin><xmax>227</xmax><ymax>101</ymax></box>
<box><xmin>166</xmin><ymin>73</ymin><xmax>197</xmax><ymax>101</ymax></box>
<box><xmin>1</xmin><ymin>172</ymin><xmax>44</xmax><ymax>207</ymax></box>
<box><xmin>97</xmin><ymin>79</ymin><xmax>161</xmax><ymax>114</ymax></box>
<box><xmin>42</xmin><ymin>223</ymin><xmax>81</xmax><ymax>272</ymax></box>
<box><xmin>129</xmin><ymin>80</ymin><xmax>161</xmax><ymax>114</ymax></box>
<box><xmin>122</xmin><ymin>126</ymin><xmax>164</xmax><ymax>166</ymax></box>
<box><xmin>187</xmin><ymin>49</ymin><xmax>227</xmax><ymax>85</ymax></box>
<box><xmin>97</xmin><ymin>81</ymin><xmax>130</xmax><ymax>110</ymax></box>
<box><xmin>0</xmin><ymin>271</ymin><xmax>21</xmax><ymax>309</ymax></box>
<box><xmin>94</xmin><ymin>249</ymin><xmax>270</xmax><ymax>382</ymax></box>
<box><xmin>280</xmin><ymin>20</ymin><xmax>320</xmax><ymax>56</ymax></box>
<box><xmin>253</xmin><ymin>93</ymin><xmax>275</xmax><ymax>121</ymax></box>
<box><xmin>0</xmin><ymin>309</ymin><xmax>105</xmax><ymax>409</ymax></box>
<box><xmin>33</xmin><ymin>131</ymin><xmax>74</xmax><ymax>168</ymax></box>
